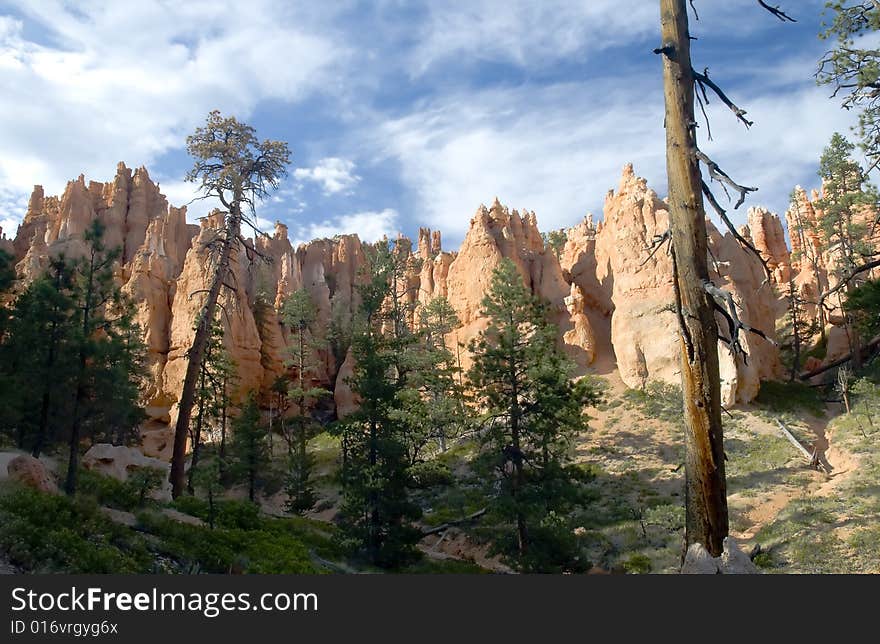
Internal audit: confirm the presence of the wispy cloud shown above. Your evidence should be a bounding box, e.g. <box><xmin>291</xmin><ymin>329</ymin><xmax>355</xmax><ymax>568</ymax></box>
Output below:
<box><xmin>409</xmin><ymin>1</ymin><xmax>659</xmax><ymax>75</ymax></box>
<box><xmin>0</xmin><ymin>1</ymin><xmax>343</xmax><ymax>226</ymax></box>
<box><xmin>293</xmin><ymin>157</ymin><xmax>361</xmax><ymax>195</ymax></box>
<box><xmin>291</xmin><ymin>209</ymin><xmax>398</xmax><ymax>246</ymax></box>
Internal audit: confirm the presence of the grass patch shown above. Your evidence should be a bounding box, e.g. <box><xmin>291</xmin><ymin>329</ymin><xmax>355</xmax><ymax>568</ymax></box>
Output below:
<box><xmin>621</xmin><ymin>382</ymin><xmax>683</xmax><ymax>424</ymax></box>
<box><xmin>753</xmin><ymin>380</ymin><xmax>825</xmax><ymax>417</ymax></box>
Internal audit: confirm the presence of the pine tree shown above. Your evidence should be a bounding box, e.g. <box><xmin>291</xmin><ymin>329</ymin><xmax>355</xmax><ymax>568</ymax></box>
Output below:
<box><xmin>64</xmin><ymin>220</ymin><xmax>147</xmax><ymax>495</ymax></box>
<box><xmin>788</xmin><ymin>188</ymin><xmax>828</xmax><ymax>340</ymax></box>
<box><xmin>230</xmin><ymin>392</ymin><xmax>269</xmax><ymax>503</ymax></box>
<box><xmin>171</xmin><ymin>111</ymin><xmax>289</xmax><ymax>499</ymax></box>
<box><xmin>187</xmin><ymin>317</ymin><xmax>234</xmax><ymax>494</ymax></box>
<box><xmin>816</xmin><ymin>133</ymin><xmax>878</xmax><ymax>367</ymax></box>
<box><xmin>281</xmin><ymin>288</ymin><xmax>329</xmax><ymax>514</ymax></box>
<box><xmin>780</xmin><ymin>278</ymin><xmax>818</xmax><ymax>381</ymax></box>
<box><xmin>193</xmin><ymin>459</ymin><xmax>223</xmax><ymax>529</ymax></box>
<box><xmin>334</xmin><ymin>240</ymin><xmax>422</xmax><ymax>568</ymax></box>
<box><xmin>0</xmin><ymin>258</ymin><xmax>76</xmax><ymax>454</ymax></box>
<box><xmin>467</xmin><ymin>259</ymin><xmax>596</xmax><ymax>569</ymax></box>
<box><xmin>403</xmin><ymin>296</ymin><xmax>467</xmax><ymax>458</ymax></box>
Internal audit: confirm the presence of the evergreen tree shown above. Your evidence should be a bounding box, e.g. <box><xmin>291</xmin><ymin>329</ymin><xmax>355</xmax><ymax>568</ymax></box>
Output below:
<box><xmin>64</xmin><ymin>220</ymin><xmax>147</xmax><ymax>495</ymax></box>
<box><xmin>0</xmin><ymin>259</ymin><xmax>76</xmax><ymax>453</ymax></box>
<box><xmin>818</xmin><ymin>2</ymin><xmax>880</xmax><ymax>168</ymax></box>
<box><xmin>816</xmin><ymin>133</ymin><xmax>878</xmax><ymax>367</ymax></box>
<box><xmin>281</xmin><ymin>288</ymin><xmax>328</xmax><ymax>514</ymax></box>
<box><xmin>787</xmin><ymin>188</ymin><xmax>828</xmax><ymax>340</ymax></box>
<box><xmin>780</xmin><ymin>278</ymin><xmax>818</xmax><ymax>381</ymax></box>
<box><xmin>467</xmin><ymin>259</ymin><xmax>596</xmax><ymax>570</ymax></box>
<box><xmin>187</xmin><ymin>317</ymin><xmax>234</xmax><ymax>494</ymax></box>
<box><xmin>541</xmin><ymin>229</ymin><xmax>567</xmax><ymax>260</ymax></box>
<box><xmin>193</xmin><ymin>459</ymin><xmax>223</xmax><ymax>529</ymax></box>
<box><xmin>230</xmin><ymin>392</ymin><xmax>269</xmax><ymax>503</ymax></box>
<box><xmin>334</xmin><ymin>241</ymin><xmax>422</xmax><ymax>568</ymax></box>
<box><xmin>400</xmin><ymin>296</ymin><xmax>467</xmax><ymax>459</ymax></box>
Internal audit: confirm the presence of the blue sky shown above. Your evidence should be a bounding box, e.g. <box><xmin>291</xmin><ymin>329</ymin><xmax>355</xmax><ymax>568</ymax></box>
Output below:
<box><xmin>0</xmin><ymin>0</ymin><xmax>860</xmax><ymax>249</ymax></box>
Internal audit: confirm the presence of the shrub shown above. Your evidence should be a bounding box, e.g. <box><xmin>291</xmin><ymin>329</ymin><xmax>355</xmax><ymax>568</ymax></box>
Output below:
<box><xmin>0</xmin><ymin>483</ymin><xmax>152</xmax><ymax>573</ymax></box>
<box><xmin>623</xmin><ymin>553</ymin><xmax>653</xmax><ymax>574</ymax></box>
<box><xmin>408</xmin><ymin>460</ymin><xmax>454</xmax><ymax>488</ymax></box>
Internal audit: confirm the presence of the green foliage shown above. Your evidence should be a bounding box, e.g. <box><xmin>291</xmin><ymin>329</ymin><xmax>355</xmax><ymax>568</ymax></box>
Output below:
<box><xmin>394</xmin><ymin>296</ymin><xmax>468</xmax><ymax>463</ymax></box>
<box><xmin>0</xmin><ymin>483</ymin><xmax>152</xmax><ymax>573</ymax></box>
<box><xmin>187</xmin><ymin>316</ymin><xmax>236</xmax><ymax>494</ymax></box>
<box><xmin>280</xmin><ymin>287</ymin><xmax>328</xmax><ymax>514</ymax></box>
<box><xmin>778</xmin><ymin>279</ymin><xmax>819</xmax><ymax>379</ymax></box>
<box><xmin>815</xmin><ymin>133</ymin><xmax>876</xmax><ymax>281</ymax></box>
<box><xmin>76</xmin><ymin>468</ymin><xmax>141</xmax><ymax>511</ymax></box>
<box><xmin>819</xmin><ymin>2</ymin><xmax>880</xmax><ymax>164</ymax></box>
<box><xmin>0</xmin><ymin>223</ymin><xmax>147</xmax><ymax>487</ymax></box>
<box><xmin>334</xmin><ymin>240</ymin><xmax>423</xmax><ymax>568</ymax></box>
<box><xmin>136</xmin><ymin>512</ymin><xmax>318</xmax><ymax>574</ymax></box>
<box><xmin>753</xmin><ymin>380</ymin><xmax>826</xmax><ymax>417</ymax></box>
<box><xmin>845</xmin><ymin>278</ymin><xmax>880</xmax><ymax>341</ymax></box>
<box><xmin>467</xmin><ymin>259</ymin><xmax>599</xmax><ymax>570</ymax></box>
<box><xmin>407</xmin><ymin>459</ymin><xmax>454</xmax><ymax>488</ymax></box>
<box><xmin>623</xmin><ymin>553</ymin><xmax>653</xmax><ymax>574</ymax></box>
<box><xmin>229</xmin><ymin>392</ymin><xmax>269</xmax><ymax>502</ymax></box>
<box><xmin>541</xmin><ymin>229</ymin><xmax>567</xmax><ymax>260</ymax></box>
<box><xmin>127</xmin><ymin>467</ymin><xmax>164</xmax><ymax>507</ymax></box>
<box><xmin>621</xmin><ymin>381</ymin><xmax>684</xmax><ymax>423</ymax></box>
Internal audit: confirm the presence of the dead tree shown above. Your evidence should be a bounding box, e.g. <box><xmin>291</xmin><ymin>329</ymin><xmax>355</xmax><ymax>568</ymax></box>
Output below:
<box><xmin>656</xmin><ymin>0</ymin><xmax>793</xmax><ymax>557</ymax></box>
<box><xmin>169</xmin><ymin>111</ymin><xmax>289</xmax><ymax>499</ymax></box>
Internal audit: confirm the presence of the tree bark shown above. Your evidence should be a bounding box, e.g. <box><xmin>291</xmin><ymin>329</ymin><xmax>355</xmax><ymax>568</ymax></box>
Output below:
<box><xmin>660</xmin><ymin>0</ymin><xmax>729</xmax><ymax>557</ymax></box>
<box><xmin>170</xmin><ymin>201</ymin><xmax>240</xmax><ymax>498</ymax></box>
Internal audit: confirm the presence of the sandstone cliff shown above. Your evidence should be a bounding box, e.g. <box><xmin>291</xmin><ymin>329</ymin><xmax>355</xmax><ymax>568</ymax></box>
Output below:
<box><xmin>5</xmin><ymin>162</ymin><xmax>798</xmax><ymax>458</ymax></box>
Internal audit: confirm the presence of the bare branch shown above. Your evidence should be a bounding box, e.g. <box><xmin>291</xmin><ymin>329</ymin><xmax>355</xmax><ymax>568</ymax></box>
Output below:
<box><xmin>818</xmin><ymin>258</ymin><xmax>880</xmax><ymax>307</ymax></box>
<box><xmin>694</xmin><ymin>149</ymin><xmax>757</xmax><ymax>208</ymax></box>
<box><xmin>700</xmin><ymin>179</ymin><xmax>772</xmax><ymax>284</ymax></box>
<box><xmin>757</xmin><ymin>1</ymin><xmax>796</xmax><ymax>22</ymax></box>
<box><xmin>705</xmin><ymin>280</ymin><xmax>776</xmax><ymax>365</ymax></box>
<box><xmin>639</xmin><ymin>229</ymin><xmax>672</xmax><ymax>268</ymax></box>
<box><xmin>693</xmin><ymin>68</ymin><xmax>754</xmax><ymax>128</ymax></box>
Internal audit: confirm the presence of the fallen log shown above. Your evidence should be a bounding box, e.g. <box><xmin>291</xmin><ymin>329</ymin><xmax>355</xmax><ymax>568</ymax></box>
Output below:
<box><xmin>775</xmin><ymin>419</ymin><xmax>813</xmax><ymax>461</ymax></box>
<box><xmin>421</xmin><ymin>508</ymin><xmax>487</xmax><ymax>537</ymax></box>
<box><xmin>775</xmin><ymin>419</ymin><xmax>831</xmax><ymax>474</ymax></box>
<box><xmin>799</xmin><ymin>334</ymin><xmax>880</xmax><ymax>380</ymax></box>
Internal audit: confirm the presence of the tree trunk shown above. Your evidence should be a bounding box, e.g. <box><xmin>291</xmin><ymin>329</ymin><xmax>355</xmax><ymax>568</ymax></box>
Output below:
<box><xmin>170</xmin><ymin>204</ymin><xmax>240</xmax><ymax>498</ymax></box>
<box><xmin>660</xmin><ymin>0</ymin><xmax>729</xmax><ymax>557</ymax></box>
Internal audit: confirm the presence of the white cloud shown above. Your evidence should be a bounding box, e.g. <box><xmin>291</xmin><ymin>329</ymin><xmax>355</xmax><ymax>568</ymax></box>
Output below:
<box><xmin>294</xmin><ymin>157</ymin><xmax>360</xmax><ymax>194</ymax></box>
<box><xmin>292</xmin><ymin>209</ymin><xmax>398</xmax><ymax>246</ymax></box>
<box><xmin>410</xmin><ymin>1</ymin><xmax>659</xmax><ymax>75</ymax></box>
<box><xmin>373</xmin><ymin>80</ymin><xmax>664</xmax><ymax>242</ymax></box>
<box><xmin>374</xmin><ymin>66</ymin><xmax>857</xmax><ymax>245</ymax></box>
<box><xmin>0</xmin><ymin>1</ymin><xmax>343</xmax><ymax>229</ymax></box>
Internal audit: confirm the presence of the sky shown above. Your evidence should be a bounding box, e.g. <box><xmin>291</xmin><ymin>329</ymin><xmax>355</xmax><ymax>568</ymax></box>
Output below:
<box><xmin>0</xmin><ymin>0</ymin><xmax>862</xmax><ymax>249</ymax></box>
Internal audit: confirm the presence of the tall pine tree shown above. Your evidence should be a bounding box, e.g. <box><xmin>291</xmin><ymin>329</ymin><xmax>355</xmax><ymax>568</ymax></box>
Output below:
<box><xmin>335</xmin><ymin>240</ymin><xmax>422</xmax><ymax>568</ymax></box>
<box><xmin>467</xmin><ymin>259</ymin><xmax>596</xmax><ymax>570</ymax></box>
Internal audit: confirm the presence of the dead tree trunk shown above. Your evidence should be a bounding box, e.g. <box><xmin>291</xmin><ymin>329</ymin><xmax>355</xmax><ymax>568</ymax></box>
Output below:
<box><xmin>660</xmin><ymin>0</ymin><xmax>729</xmax><ymax>557</ymax></box>
<box><xmin>170</xmin><ymin>200</ymin><xmax>241</xmax><ymax>499</ymax></box>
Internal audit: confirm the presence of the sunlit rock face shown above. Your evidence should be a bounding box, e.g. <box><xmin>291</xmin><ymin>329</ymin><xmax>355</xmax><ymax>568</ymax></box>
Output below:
<box><xmin>8</xmin><ymin>161</ymin><xmax>797</xmax><ymax>458</ymax></box>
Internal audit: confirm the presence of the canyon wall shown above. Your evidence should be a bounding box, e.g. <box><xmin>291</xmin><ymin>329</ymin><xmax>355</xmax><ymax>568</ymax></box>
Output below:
<box><xmin>6</xmin><ymin>162</ymin><xmax>801</xmax><ymax>457</ymax></box>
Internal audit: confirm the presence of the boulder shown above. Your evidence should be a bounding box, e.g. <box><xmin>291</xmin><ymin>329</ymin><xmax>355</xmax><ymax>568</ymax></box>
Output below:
<box><xmin>82</xmin><ymin>444</ymin><xmax>171</xmax><ymax>501</ymax></box>
<box><xmin>7</xmin><ymin>455</ymin><xmax>58</xmax><ymax>494</ymax></box>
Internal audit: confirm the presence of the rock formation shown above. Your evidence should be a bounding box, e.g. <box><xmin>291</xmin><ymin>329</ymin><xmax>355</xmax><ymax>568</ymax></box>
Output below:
<box><xmin>6</xmin><ymin>454</ymin><xmax>58</xmax><ymax>494</ymax></box>
<box><xmin>4</xmin><ymin>162</ymin><xmax>800</xmax><ymax>460</ymax></box>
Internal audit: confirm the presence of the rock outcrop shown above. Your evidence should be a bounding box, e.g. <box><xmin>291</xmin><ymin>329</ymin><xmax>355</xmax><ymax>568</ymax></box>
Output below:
<box><xmin>746</xmin><ymin>206</ymin><xmax>791</xmax><ymax>284</ymax></box>
<box><xmin>445</xmin><ymin>198</ymin><xmax>587</xmax><ymax>369</ymax></box>
<box><xmin>6</xmin><ymin>455</ymin><xmax>58</xmax><ymax>494</ymax></box>
<box><xmin>4</xmin><ymin>161</ymin><xmax>797</xmax><ymax>459</ymax></box>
